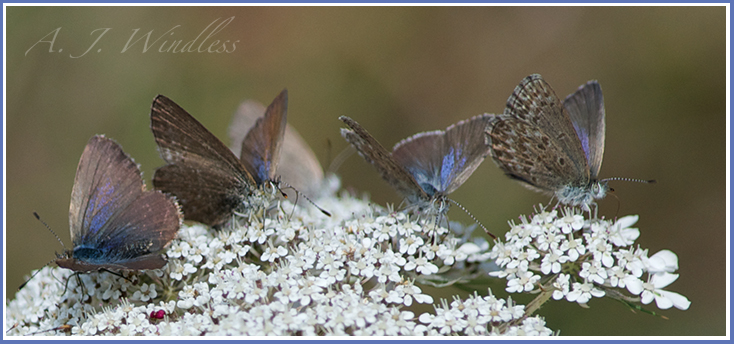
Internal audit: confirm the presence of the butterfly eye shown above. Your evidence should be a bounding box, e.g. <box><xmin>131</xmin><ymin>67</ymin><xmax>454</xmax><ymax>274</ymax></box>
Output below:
<box><xmin>590</xmin><ymin>182</ymin><xmax>609</xmax><ymax>199</ymax></box>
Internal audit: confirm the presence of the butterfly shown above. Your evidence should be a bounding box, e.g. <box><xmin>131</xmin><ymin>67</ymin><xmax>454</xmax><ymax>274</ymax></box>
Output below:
<box><xmin>228</xmin><ymin>99</ymin><xmax>328</xmax><ymax>199</ymax></box>
<box><xmin>152</xmin><ymin>89</ymin><xmax>329</xmax><ymax>227</ymax></box>
<box><xmin>340</xmin><ymin>114</ymin><xmax>495</xmax><ymax>236</ymax></box>
<box><xmin>56</xmin><ymin>135</ymin><xmax>181</xmax><ymax>273</ymax></box>
<box><xmin>487</xmin><ymin>74</ymin><xmax>634</xmax><ymax>211</ymax></box>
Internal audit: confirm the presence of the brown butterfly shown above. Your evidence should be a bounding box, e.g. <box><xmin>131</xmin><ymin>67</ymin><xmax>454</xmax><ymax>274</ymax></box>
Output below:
<box><xmin>151</xmin><ymin>90</ymin><xmax>288</xmax><ymax>227</ymax></box>
<box><xmin>487</xmin><ymin>74</ymin><xmax>653</xmax><ymax>211</ymax></box>
<box><xmin>152</xmin><ymin>90</ymin><xmax>328</xmax><ymax>227</ymax></box>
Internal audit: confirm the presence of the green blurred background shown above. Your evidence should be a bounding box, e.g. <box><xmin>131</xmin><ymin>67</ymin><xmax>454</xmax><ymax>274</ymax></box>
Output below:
<box><xmin>5</xmin><ymin>6</ymin><xmax>725</xmax><ymax>336</ymax></box>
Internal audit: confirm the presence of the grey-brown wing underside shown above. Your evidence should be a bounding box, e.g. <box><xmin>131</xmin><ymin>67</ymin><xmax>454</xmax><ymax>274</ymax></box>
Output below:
<box><xmin>238</xmin><ymin>89</ymin><xmax>288</xmax><ymax>185</ymax></box>
<box><xmin>339</xmin><ymin>116</ymin><xmax>429</xmax><ymax>205</ymax></box>
<box><xmin>488</xmin><ymin>74</ymin><xmax>590</xmax><ymax>192</ymax></box>
<box><xmin>151</xmin><ymin>95</ymin><xmax>254</xmax><ymax>227</ymax></box>
<box><xmin>563</xmin><ymin>80</ymin><xmax>605</xmax><ymax>180</ymax></box>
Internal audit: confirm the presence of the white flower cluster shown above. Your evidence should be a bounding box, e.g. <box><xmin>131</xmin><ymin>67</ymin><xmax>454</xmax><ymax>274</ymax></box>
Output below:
<box><xmin>489</xmin><ymin>206</ymin><xmax>691</xmax><ymax>311</ymax></box>
<box><xmin>6</xmin><ymin>187</ymin><xmax>552</xmax><ymax>336</ymax></box>
<box><xmin>418</xmin><ymin>292</ymin><xmax>552</xmax><ymax>336</ymax></box>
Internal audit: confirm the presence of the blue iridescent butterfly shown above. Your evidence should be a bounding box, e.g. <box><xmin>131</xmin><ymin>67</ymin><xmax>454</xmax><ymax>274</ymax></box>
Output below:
<box><xmin>55</xmin><ymin>135</ymin><xmax>181</xmax><ymax>272</ymax></box>
<box><xmin>340</xmin><ymin>115</ymin><xmax>496</xmax><ymax>238</ymax></box>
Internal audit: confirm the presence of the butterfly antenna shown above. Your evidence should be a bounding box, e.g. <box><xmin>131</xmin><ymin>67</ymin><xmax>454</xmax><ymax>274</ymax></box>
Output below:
<box><xmin>18</xmin><ymin>257</ymin><xmax>57</xmax><ymax>291</ymax></box>
<box><xmin>447</xmin><ymin>199</ymin><xmax>496</xmax><ymax>240</ymax></box>
<box><xmin>603</xmin><ymin>177</ymin><xmax>656</xmax><ymax>184</ymax></box>
<box><xmin>19</xmin><ymin>212</ymin><xmax>69</xmax><ymax>291</ymax></box>
<box><xmin>602</xmin><ymin>177</ymin><xmax>654</xmax><ymax>218</ymax></box>
<box><xmin>279</xmin><ymin>181</ymin><xmax>332</xmax><ymax>217</ymax></box>
<box><xmin>33</xmin><ymin>212</ymin><xmax>65</xmax><ymax>248</ymax></box>
<box><xmin>326</xmin><ymin>145</ymin><xmax>355</xmax><ymax>175</ymax></box>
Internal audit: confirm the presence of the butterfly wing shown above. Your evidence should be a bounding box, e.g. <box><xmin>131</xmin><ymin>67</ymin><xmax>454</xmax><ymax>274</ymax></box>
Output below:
<box><xmin>229</xmin><ymin>96</ymin><xmax>324</xmax><ymax>197</ymax></box>
<box><xmin>151</xmin><ymin>95</ymin><xmax>255</xmax><ymax>227</ymax></box>
<box><xmin>390</xmin><ymin>130</ymin><xmax>442</xmax><ymax>196</ymax></box>
<box><xmin>67</xmin><ymin>135</ymin><xmax>181</xmax><ymax>270</ymax></box>
<box><xmin>238</xmin><ymin>89</ymin><xmax>288</xmax><ymax>185</ymax></box>
<box><xmin>71</xmin><ymin>191</ymin><xmax>181</xmax><ymax>270</ymax></box>
<box><xmin>70</xmin><ymin>135</ymin><xmax>143</xmax><ymax>248</ymax></box>
<box><xmin>488</xmin><ymin>74</ymin><xmax>590</xmax><ymax>193</ymax></box>
<box><xmin>392</xmin><ymin>114</ymin><xmax>494</xmax><ymax>196</ymax></box>
<box><xmin>339</xmin><ymin>116</ymin><xmax>429</xmax><ymax>205</ymax></box>
<box><xmin>228</xmin><ymin>100</ymin><xmax>265</xmax><ymax>158</ymax></box>
<box><xmin>564</xmin><ymin>80</ymin><xmax>605</xmax><ymax>180</ymax></box>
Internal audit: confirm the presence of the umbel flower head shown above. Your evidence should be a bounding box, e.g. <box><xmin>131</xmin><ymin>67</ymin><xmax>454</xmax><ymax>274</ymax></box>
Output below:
<box><xmin>6</xmin><ymin>182</ymin><xmax>687</xmax><ymax>336</ymax></box>
<box><xmin>489</xmin><ymin>206</ymin><xmax>690</xmax><ymax>311</ymax></box>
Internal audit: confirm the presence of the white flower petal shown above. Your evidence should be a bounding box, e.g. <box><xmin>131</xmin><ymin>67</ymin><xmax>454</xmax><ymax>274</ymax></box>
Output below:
<box><xmin>647</xmin><ymin>250</ymin><xmax>679</xmax><ymax>274</ymax></box>
<box><xmin>616</xmin><ymin>215</ymin><xmax>639</xmax><ymax>229</ymax></box>
<box><xmin>653</xmin><ymin>293</ymin><xmax>674</xmax><ymax>309</ymax></box>
<box><xmin>640</xmin><ymin>291</ymin><xmax>655</xmax><ymax>305</ymax></box>
<box><xmin>625</xmin><ymin>277</ymin><xmax>644</xmax><ymax>295</ymax></box>
<box><xmin>458</xmin><ymin>242</ymin><xmax>481</xmax><ymax>255</ymax></box>
<box><xmin>657</xmin><ymin>290</ymin><xmax>691</xmax><ymax>310</ymax></box>
<box><xmin>651</xmin><ymin>272</ymin><xmax>679</xmax><ymax>289</ymax></box>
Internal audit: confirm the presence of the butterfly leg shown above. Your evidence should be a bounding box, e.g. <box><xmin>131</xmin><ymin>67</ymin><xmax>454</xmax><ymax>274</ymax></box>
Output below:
<box><xmin>441</xmin><ymin>213</ymin><xmax>451</xmax><ymax>237</ymax></box>
<box><xmin>287</xmin><ymin>192</ymin><xmax>299</xmax><ymax>221</ymax></box>
<box><xmin>421</xmin><ymin>208</ymin><xmax>442</xmax><ymax>245</ymax></box>
<box><xmin>60</xmin><ymin>272</ymin><xmax>72</xmax><ymax>297</ymax></box>
<box><xmin>550</xmin><ymin>199</ymin><xmax>562</xmax><ymax>211</ymax></box>
<box><xmin>99</xmin><ymin>268</ymin><xmax>133</xmax><ymax>284</ymax></box>
<box><xmin>590</xmin><ymin>202</ymin><xmax>599</xmax><ymax>219</ymax></box>
<box><xmin>61</xmin><ymin>272</ymin><xmax>87</xmax><ymax>301</ymax></box>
